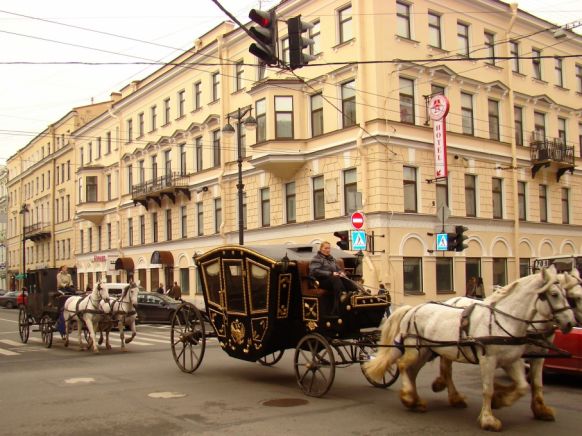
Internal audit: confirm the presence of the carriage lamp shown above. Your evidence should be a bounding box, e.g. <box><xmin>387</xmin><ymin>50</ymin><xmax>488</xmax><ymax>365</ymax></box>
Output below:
<box><xmin>222</xmin><ymin>106</ymin><xmax>257</xmax><ymax>245</ymax></box>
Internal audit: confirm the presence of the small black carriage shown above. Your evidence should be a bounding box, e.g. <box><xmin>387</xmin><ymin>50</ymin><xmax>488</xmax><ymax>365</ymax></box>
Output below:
<box><xmin>170</xmin><ymin>244</ymin><xmax>395</xmax><ymax>397</ymax></box>
<box><xmin>18</xmin><ymin>268</ymin><xmax>77</xmax><ymax>347</ymax></box>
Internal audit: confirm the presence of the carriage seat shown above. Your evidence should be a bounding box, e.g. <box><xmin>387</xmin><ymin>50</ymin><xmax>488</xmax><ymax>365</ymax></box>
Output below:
<box><xmin>297</xmin><ymin>259</ymin><xmax>345</xmax><ymax>297</ymax></box>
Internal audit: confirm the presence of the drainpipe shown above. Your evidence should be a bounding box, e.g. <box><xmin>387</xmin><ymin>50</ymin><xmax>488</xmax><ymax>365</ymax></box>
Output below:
<box><xmin>507</xmin><ymin>3</ymin><xmax>519</xmax><ymax>280</ymax></box>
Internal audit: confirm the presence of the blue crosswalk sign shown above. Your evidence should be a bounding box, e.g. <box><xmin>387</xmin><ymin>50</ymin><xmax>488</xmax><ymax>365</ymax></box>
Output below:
<box><xmin>351</xmin><ymin>230</ymin><xmax>367</xmax><ymax>250</ymax></box>
<box><xmin>436</xmin><ymin>233</ymin><xmax>448</xmax><ymax>251</ymax></box>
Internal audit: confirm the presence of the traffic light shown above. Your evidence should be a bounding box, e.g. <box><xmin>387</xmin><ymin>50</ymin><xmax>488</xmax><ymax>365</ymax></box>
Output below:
<box><xmin>446</xmin><ymin>232</ymin><xmax>457</xmax><ymax>251</ymax></box>
<box><xmin>334</xmin><ymin>231</ymin><xmax>350</xmax><ymax>250</ymax></box>
<box><xmin>249</xmin><ymin>9</ymin><xmax>278</xmax><ymax>66</ymax></box>
<box><xmin>454</xmin><ymin>225</ymin><xmax>469</xmax><ymax>252</ymax></box>
<box><xmin>287</xmin><ymin>15</ymin><xmax>316</xmax><ymax>70</ymax></box>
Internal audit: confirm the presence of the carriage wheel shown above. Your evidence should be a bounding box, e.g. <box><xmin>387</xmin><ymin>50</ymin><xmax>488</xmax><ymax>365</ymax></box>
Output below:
<box><xmin>171</xmin><ymin>303</ymin><xmax>206</xmax><ymax>373</ymax></box>
<box><xmin>294</xmin><ymin>333</ymin><xmax>335</xmax><ymax>397</ymax></box>
<box><xmin>359</xmin><ymin>348</ymin><xmax>399</xmax><ymax>388</ymax></box>
<box><xmin>18</xmin><ymin>308</ymin><xmax>30</xmax><ymax>343</ymax></box>
<box><xmin>40</xmin><ymin>315</ymin><xmax>54</xmax><ymax>348</ymax></box>
<box><xmin>258</xmin><ymin>350</ymin><xmax>284</xmax><ymax>366</ymax></box>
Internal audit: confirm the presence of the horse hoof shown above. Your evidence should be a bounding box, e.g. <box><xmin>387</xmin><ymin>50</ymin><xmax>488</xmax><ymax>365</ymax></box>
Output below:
<box><xmin>121</xmin><ymin>348</ymin><xmax>128</xmax><ymax>353</ymax></box>
<box><xmin>431</xmin><ymin>377</ymin><xmax>446</xmax><ymax>392</ymax></box>
<box><xmin>98</xmin><ymin>338</ymin><xmax>104</xmax><ymax>345</ymax></box>
<box><xmin>106</xmin><ymin>345</ymin><xmax>112</xmax><ymax>350</ymax></box>
<box><xmin>533</xmin><ymin>405</ymin><xmax>556</xmax><ymax>421</ymax></box>
<box><xmin>480</xmin><ymin>416</ymin><xmax>502</xmax><ymax>432</ymax></box>
<box><xmin>449</xmin><ymin>396</ymin><xmax>468</xmax><ymax>408</ymax></box>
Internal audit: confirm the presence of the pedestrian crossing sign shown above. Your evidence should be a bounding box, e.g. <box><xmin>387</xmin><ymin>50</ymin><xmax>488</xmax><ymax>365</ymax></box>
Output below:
<box><xmin>351</xmin><ymin>230</ymin><xmax>367</xmax><ymax>250</ymax></box>
<box><xmin>436</xmin><ymin>233</ymin><xmax>448</xmax><ymax>251</ymax></box>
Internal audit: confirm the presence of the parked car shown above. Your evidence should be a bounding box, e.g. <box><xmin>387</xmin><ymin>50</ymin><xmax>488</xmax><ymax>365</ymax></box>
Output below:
<box><xmin>136</xmin><ymin>292</ymin><xmax>180</xmax><ymax>324</ymax></box>
<box><xmin>543</xmin><ymin>327</ymin><xmax>582</xmax><ymax>374</ymax></box>
<box><xmin>0</xmin><ymin>289</ymin><xmax>7</xmax><ymax>296</ymax></box>
<box><xmin>0</xmin><ymin>291</ymin><xmax>19</xmax><ymax>309</ymax></box>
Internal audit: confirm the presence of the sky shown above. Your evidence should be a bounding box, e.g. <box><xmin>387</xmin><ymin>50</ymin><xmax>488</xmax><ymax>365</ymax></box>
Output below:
<box><xmin>0</xmin><ymin>0</ymin><xmax>580</xmax><ymax>165</ymax></box>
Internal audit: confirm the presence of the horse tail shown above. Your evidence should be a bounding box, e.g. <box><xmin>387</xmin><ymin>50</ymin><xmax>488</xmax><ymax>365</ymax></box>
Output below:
<box><xmin>364</xmin><ymin>305</ymin><xmax>412</xmax><ymax>382</ymax></box>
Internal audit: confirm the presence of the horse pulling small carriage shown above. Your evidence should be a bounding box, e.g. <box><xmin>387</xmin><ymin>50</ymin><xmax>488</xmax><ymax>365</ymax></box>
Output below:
<box><xmin>169</xmin><ymin>244</ymin><xmax>393</xmax><ymax>397</ymax></box>
<box><xmin>17</xmin><ymin>269</ymin><xmax>138</xmax><ymax>353</ymax></box>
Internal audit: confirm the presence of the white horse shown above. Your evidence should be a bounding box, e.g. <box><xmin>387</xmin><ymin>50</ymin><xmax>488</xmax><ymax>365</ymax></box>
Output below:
<box><xmin>431</xmin><ymin>268</ymin><xmax>582</xmax><ymax>421</ymax></box>
<box><xmin>98</xmin><ymin>283</ymin><xmax>139</xmax><ymax>352</ymax></box>
<box><xmin>63</xmin><ymin>282</ymin><xmax>110</xmax><ymax>353</ymax></box>
<box><xmin>364</xmin><ymin>266</ymin><xmax>574</xmax><ymax>432</ymax></box>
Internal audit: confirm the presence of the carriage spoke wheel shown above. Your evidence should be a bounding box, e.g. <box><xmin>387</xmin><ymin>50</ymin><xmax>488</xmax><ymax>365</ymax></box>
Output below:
<box><xmin>359</xmin><ymin>348</ymin><xmax>399</xmax><ymax>388</ymax></box>
<box><xmin>294</xmin><ymin>333</ymin><xmax>335</xmax><ymax>397</ymax></box>
<box><xmin>18</xmin><ymin>308</ymin><xmax>30</xmax><ymax>343</ymax></box>
<box><xmin>171</xmin><ymin>303</ymin><xmax>206</xmax><ymax>373</ymax></box>
<box><xmin>40</xmin><ymin>315</ymin><xmax>54</xmax><ymax>348</ymax></box>
<box><xmin>258</xmin><ymin>350</ymin><xmax>284</xmax><ymax>366</ymax></box>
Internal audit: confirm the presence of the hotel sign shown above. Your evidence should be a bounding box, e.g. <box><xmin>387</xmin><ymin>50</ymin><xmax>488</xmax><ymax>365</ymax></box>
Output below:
<box><xmin>429</xmin><ymin>94</ymin><xmax>450</xmax><ymax>179</ymax></box>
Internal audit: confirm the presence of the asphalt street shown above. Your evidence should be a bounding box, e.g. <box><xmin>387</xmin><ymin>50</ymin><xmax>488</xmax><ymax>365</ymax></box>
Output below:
<box><xmin>1</xmin><ymin>307</ymin><xmax>581</xmax><ymax>436</ymax></box>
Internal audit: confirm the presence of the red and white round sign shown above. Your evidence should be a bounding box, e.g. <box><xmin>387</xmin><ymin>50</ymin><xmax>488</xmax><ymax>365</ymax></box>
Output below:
<box><xmin>351</xmin><ymin>211</ymin><xmax>365</xmax><ymax>229</ymax></box>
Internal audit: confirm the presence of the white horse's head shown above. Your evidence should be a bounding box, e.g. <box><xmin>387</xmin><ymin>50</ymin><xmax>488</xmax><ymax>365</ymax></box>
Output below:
<box><xmin>561</xmin><ymin>269</ymin><xmax>582</xmax><ymax>324</ymax></box>
<box><xmin>122</xmin><ymin>283</ymin><xmax>139</xmax><ymax>307</ymax></box>
<box><xmin>96</xmin><ymin>282</ymin><xmax>110</xmax><ymax>303</ymax></box>
<box><xmin>536</xmin><ymin>266</ymin><xmax>575</xmax><ymax>333</ymax></box>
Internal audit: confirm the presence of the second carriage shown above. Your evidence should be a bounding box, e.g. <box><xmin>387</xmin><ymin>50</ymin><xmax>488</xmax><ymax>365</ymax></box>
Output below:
<box><xmin>170</xmin><ymin>243</ymin><xmax>395</xmax><ymax>397</ymax></box>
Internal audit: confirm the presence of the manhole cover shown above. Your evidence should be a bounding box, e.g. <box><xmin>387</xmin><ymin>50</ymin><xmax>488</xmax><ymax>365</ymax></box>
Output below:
<box><xmin>262</xmin><ymin>398</ymin><xmax>309</xmax><ymax>407</ymax></box>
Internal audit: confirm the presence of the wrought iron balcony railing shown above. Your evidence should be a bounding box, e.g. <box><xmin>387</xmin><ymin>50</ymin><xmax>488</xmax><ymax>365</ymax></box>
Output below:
<box><xmin>529</xmin><ymin>133</ymin><xmax>575</xmax><ymax>181</ymax></box>
<box><xmin>131</xmin><ymin>172</ymin><xmax>190</xmax><ymax>210</ymax></box>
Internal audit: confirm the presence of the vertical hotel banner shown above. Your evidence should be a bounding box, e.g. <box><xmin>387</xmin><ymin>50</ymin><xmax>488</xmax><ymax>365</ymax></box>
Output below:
<box><xmin>428</xmin><ymin>94</ymin><xmax>450</xmax><ymax>179</ymax></box>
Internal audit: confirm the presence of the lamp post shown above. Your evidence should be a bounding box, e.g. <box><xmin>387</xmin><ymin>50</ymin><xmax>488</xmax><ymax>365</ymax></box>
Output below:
<box><xmin>19</xmin><ymin>204</ymin><xmax>28</xmax><ymax>288</ymax></box>
<box><xmin>222</xmin><ymin>106</ymin><xmax>256</xmax><ymax>245</ymax></box>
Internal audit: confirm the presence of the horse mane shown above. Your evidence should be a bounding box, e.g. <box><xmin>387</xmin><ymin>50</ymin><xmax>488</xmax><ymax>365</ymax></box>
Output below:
<box><xmin>486</xmin><ymin>273</ymin><xmax>540</xmax><ymax>304</ymax></box>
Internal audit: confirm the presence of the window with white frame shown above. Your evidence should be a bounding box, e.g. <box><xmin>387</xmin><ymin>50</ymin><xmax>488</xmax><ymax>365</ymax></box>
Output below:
<box><xmin>338</xmin><ymin>5</ymin><xmax>353</xmax><ymax>43</ymax></box>
<box><xmin>484</xmin><ymin>32</ymin><xmax>495</xmax><ymax>65</ymax></box>
<box><xmin>341</xmin><ymin>80</ymin><xmax>356</xmax><ymax>127</ymax></box>
<box><xmin>309</xmin><ymin>20</ymin><xmax>321</xmax><ymax>55</ymax></box>
<box><xmin>235</xmin><ymin>61</ymin><xmax>244</xmax><ymax>92</ymax></box>
<box><xmin>150</xmin><ymin>105</ymin><xmax>157</xmax><ymax>131</ymax></box>
<box><xmin>214</xmin><ymin>198</ymin><xmax>221</xmax><ymax>234</ymax></box>
<box><xmin>514</xmin><ymin>106</ymin><xmax>523</xmax><ymax>146</ymax></box>
<box><xmin>562</xmin><ymin>188</ymin><xmax>570</xmax><ymax>224</ymax></box>
<box><xmin>403</xmin><ymin>166</ymin><xmax>417</xmax><ymax>213</ymax></box>
<box><xmin>518</xmin><ymin>181</ymin><xmax>526</xmax><ymax>221</ymax></box>
<box><xmin>285</xmin><ymin>182</ymin><xmax>296</xmax><ymax>223</ymax></box>
<box><xmin>313</xmin><ymin>176</ymin><xmax>325</xmax><ymax>220</ymax></box>
<box><xmin>164</xmin><ymin>98</ymin><xmax>171</xmax><ymax>125</ymax></box>
<box><xmin>492</xmin><ymin>177</ymin><xmax>503</xmax><ymax>219</ymax></box>
<box><xmin>275</xmin><ymin>96</ymin><xmax>293</xmax><ymax>139</ymax></box>
<box><xmin>555</xmin><ymin>58</ymin><xmax>564</xmax><ymax>87</ymax></box>
<box><xmin>488</xmin><ymin>99</ymin><xmax>500</xmax><ymax>141</ymax></box>
<box><xmin>461</xmin><ymin>92</ymin><xmax>474</xmax><ymax>135</ymax></box>
<box><xmin>465</xmin><ymin>174</ymin><xmax>476</xmax><ymax>217</ymax></box>
<box><xmin>256</xmin><ymin>98</ymin><xmax>266</xmax><ymax>143</ymax></box>
<box><xmin>212</xmin><ymin>130</ymin><xmax>221</xmax><ymax>167</ymax></box>
<box><xmin>311</xmin><ymin>93</ymin><xmax>323</xmax><ymax>137</ymax></box>
<box><xmin>177</xmin><ymin>90</ymin><xmax>185</xmax><ymax>118</ymax></box>
<box><xmin>194</xmin><ymin>81</ymin><xmax>202</xmax><ymax>110</ymax></box>
<box><xmin>396</xmin><ymin>1</ymin><xmax>411</xmax><ymax>39</ymax></box>
<box><xmin>428</xmin><ymin>11</ymin><xmax>441</xmax><ymax>48</ymax></box>
<box><xmin>344</xmin><ymin>168</ymin><xmax>358</xmax><ymax>215</ymax></box>
<box><xmin>539</xmin><ymin>184</ymin><xmax>548</xmax><ymax>222</ymax></box>
<box><xmin>260</xmin><ymin>188</ymin><xmax>270</xmax><ymax>227</ymax></box>
<box><xmin>532</xmin><ymin>49</ymin><xmax>542</xmax><ymax>80</ymax></box>
<box><xmin>212</xmin><ymin>72</ymin><xmax>220</xmax><ymax>101</ymax></box>
<box><xmin>403</xmin><ymin>257</ymin><xmax>422</xmax><ymax>294</ymax></box>
<box><xmin>399</xmin><ymin>77</ymin><xmax>415</xmax><ymax>124</ymax></box>
<box><xmin>510</xmin><ymin>41</ymin><xmax>520</xmax><ymax>73</ymax></box>
<box><xmin>457</xmin><ymin>22</ymin><xmax>469</xmax><ymax>56</ymax></box>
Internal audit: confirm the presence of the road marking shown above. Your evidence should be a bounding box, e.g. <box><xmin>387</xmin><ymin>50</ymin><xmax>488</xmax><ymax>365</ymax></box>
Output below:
<box><xmin>65</xmin><ymin>378</ymin><xmax>95</xmax><ymax>384</ymax></box>
<box><xmin>125</xmin><ymin>340</ymin><xmax>154</xmax><ymax>346</ymax></box>
<box><xmin>133</xmin><ymin>336</ymin><xmax>168</xmax><ymax>344</ymax></box>
<box><xmin>148</xmin><ymin>391</ymin><xmax>186</xmax><ymax>399</ymax></box>
<box><xmin>0</xmin><ymin>348</ymin><xmax>19</xmax><ymax>356</ymax></box>
<box><xmin>0</xmin><ymin>317</ymin><xmax>17</xmax><ymax>323</ymax></box>
<box><xmin>0</xmin><ymin>339</ymin><xmax>25</xmax><ymax>347</ymax></box>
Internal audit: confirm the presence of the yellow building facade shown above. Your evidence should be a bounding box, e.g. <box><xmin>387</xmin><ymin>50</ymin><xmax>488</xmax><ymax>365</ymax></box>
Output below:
<box><xmin>6</xmin><ymin>103</ymin><xmax>110</xmax><ymax>290</ymax></box>
<box><xmin>9</xmin><ymin>0</ymin><xmax>582</xmax><ymax>306</ymax></box>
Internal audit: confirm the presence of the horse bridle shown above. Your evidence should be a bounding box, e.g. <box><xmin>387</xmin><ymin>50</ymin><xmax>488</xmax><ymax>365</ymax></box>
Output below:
<box><xmin>536</xmin><ymin>279</ymin><xmax>572</xmax><ymax>320</ymax></box>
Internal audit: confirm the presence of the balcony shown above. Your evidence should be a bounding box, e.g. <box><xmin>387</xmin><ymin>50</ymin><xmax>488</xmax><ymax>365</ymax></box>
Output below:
<box><xmin>77</xmin><ymin>200</ymin><xmax>107</xmax><ymax>225</ymax></box>
<box><xmin>24</xmin><ymin>222</ymin><xmax>51</xmax><ymax>241</ymax></box>
<box><xmin>132</xmin><ymin>172</ymin><xmax>191</xmax><ymax>210</ymax></box>
<box><xmin>530</xmin><ymin>133</ymin><xmax>575</xmax><ymax>181</ymax></box>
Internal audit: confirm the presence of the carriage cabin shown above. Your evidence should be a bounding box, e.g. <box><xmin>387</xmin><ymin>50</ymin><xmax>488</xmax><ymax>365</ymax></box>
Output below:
<box><xmin>194</xmin><ymin>244</ymin><xmax>387</xmax><ymax>362</ymax></box>
<box><xmin>24</xmin><ymin>267</ymin><xmax>78</xmax><ymax>317</ymax></box>
<box><xmin>532</xmin><ymin>255</ymin><xmax>582</xmax><ymax>276</ymax></box>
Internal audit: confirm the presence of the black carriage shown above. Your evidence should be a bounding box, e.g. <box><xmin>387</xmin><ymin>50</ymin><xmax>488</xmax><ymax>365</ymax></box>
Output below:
<box><xmin>18</xmin><ymin>268</ymin><xmax>77</xmax><ymax>348</ymax></box>
<box><xmin>170</xmin><ymin>244</ymin><xmax>395</xmax><ymax>397</ymax></box>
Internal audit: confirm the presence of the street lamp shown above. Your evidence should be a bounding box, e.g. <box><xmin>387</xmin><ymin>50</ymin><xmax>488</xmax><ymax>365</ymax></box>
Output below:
<box><xmin>19</xmin><ymin>204</ymin><xmax>28</xmax><ymax>287</ymax></box>
<box><xmin>222</xmin><ymin>106</ymin><xmax>256</xmax><ymax>245</ymax></box>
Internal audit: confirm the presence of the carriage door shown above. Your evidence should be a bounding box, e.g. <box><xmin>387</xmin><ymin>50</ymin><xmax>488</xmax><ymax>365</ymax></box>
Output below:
<box><xmin>222</xmin><ymin>256</ymin><xmax>270</xmax><ymax>356</ymax></box>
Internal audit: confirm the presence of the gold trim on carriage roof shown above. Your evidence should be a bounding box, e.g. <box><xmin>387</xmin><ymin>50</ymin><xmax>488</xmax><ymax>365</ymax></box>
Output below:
<box><xmin>195</xmin><ymin>245</ymin><xmax>277</xmax><ymax>267</ymax></box>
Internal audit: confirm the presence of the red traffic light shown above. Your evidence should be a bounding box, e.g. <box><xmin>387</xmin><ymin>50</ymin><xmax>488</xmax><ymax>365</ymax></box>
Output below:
<box><xmin>249</xmin><ymin>9</ymin><xmax>271</xmax><ymax>27</ymax></box>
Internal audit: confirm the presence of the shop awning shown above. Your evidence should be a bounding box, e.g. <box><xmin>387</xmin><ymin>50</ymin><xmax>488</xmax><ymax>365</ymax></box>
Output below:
<box><xmin>150</xmin><ymin>251</ymin><xmax>174</xmax><ymax>266</ymax></box>
<box><xmin>115</xmin><ymin>257</ymin><xmax>135</xmax><ymax>271</ymax></box>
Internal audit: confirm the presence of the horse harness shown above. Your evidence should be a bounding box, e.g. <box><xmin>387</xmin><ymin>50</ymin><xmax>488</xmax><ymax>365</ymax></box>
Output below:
<box><xmin>401</xmin><ymin>281</ymin><xmax>571</xmax><ymax>364</ymax></box>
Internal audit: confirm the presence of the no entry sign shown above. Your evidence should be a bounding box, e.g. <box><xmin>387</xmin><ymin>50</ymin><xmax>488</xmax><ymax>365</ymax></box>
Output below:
<box><xmin>351</xmin><ymin>212</ymin><xmax>365</xmax><ymax>229</ymax></box>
